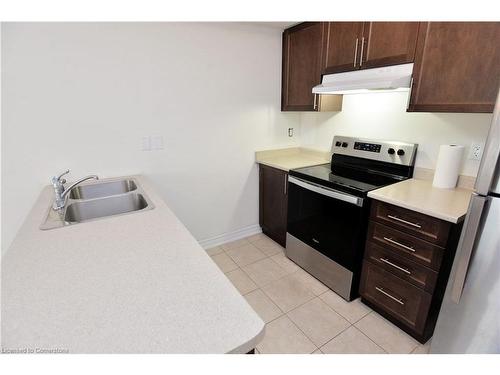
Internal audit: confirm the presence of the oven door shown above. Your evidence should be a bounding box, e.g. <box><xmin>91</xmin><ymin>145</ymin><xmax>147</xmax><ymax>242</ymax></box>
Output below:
<box><xmin>287</xmin><ymin>176</ymin><xmax>369</xmax><ymax>273</ymax></box>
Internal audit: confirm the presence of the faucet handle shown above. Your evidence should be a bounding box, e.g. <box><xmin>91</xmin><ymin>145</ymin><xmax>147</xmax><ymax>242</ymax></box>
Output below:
<box><xmin>52</xmin><ymin>169</ymin><xmax>70</xmax><ymax>184</ymax></box>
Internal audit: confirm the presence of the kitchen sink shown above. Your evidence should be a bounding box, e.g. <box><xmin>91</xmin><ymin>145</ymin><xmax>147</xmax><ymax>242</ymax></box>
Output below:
<box><xmin>65</xmin><ymin>193</ymin><xmax>148</xmax><ymax>223</ymax></box>
<box><xmin>69</xmin><ymin>179</ymin><xmax>137</xmax><ymax>199</ymax></box>
<box><xmin>40</xmin><ymin>177</ymin><xmax>154</xmax><ymax>230</ymax></box>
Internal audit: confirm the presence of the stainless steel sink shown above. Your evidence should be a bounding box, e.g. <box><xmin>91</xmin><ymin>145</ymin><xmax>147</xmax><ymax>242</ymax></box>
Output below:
<box><xmin>65</xmin><ymin>193</ymin><xmax>148</xmax><ymax>223</ymax></box>
<box><xmin>40</xmin><ymin>178</ymin><xmax>154</xmax><ymax>230</ymax></box>
<box><xmin>69</xmin><ymin>179</ymin><xmax>137</xmax><ymax>200</ymax></box>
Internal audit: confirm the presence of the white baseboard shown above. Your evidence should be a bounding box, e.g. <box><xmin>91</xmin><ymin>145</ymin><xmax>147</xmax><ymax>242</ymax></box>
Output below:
<box><xmin>198</xmin><ymin>224</ymin><xmax>262</xmax><ymax>250</ymax></box>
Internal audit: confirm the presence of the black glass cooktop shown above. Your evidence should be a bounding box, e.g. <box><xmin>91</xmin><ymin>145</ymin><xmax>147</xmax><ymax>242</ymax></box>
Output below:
<box><xmin>289</xmin><ymin>163</ymin><xmax>406</xmax><ymax>198</ymax></box>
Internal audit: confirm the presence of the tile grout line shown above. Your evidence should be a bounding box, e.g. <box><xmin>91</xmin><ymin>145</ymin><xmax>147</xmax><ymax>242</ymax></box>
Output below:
<box><xmin>285</xmin><ymin>294</ymin><xmax>354</xmax><ymax>351</ymax></box>
<box><xmin>316</xmin><ymin>323</ymin><xmax>354</xmax><ymax>353</ymax></box>
<box><xmin>317</xmin><ymin>291</ymin><xmax>373</xmax><ymax>325</ymax></box>
<box><xmin>354</xmin><ymin>312</ymin><xmax>420</xmax><ymax>354</ymax></box>
<box><xmin>256</xmin><ymin>312</ymin><xmax>319</xmax><ymax>354</ymax></box>
<box><xmin>282</xmin><ymin>315</ymin><xmax>319</xmax><ymax>353</ymax></box>
<box><xmin>219</xmin><ymin>235</ymin><xmax>420</xmax><ymax>354</ymax></box>
<box><xmin>351</xmin><ymin>321</ymin><xmax>389</xmax><ymax>354</ymax></box>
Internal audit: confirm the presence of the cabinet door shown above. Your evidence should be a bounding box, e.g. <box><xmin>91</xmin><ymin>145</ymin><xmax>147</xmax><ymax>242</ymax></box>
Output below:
<box><xmin>361</xmin><ymin>22</ymin><xmax>419</xmax><ymax>68</ymax></box>
<box><xmin>323</xmin><ymin>22</ymin><xmax>364</xmax><ymax>74</ymax></box>
<box><xmin>259</xmin><ymin>165</ymin><xmax>288</xmax><ymax>247</ymax></box>
<box><xmin>282</xmin><ymin>22</ymin><xmax>326</xmax><ymax>111</ymax></box>
<box><xmin>409</xmin><ymin>22</ymin><xmax>500</xmax><ymax>113</ymax></box>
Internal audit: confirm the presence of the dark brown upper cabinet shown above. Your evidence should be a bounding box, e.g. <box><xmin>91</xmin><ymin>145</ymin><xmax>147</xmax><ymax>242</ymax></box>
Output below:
<box><xmin>361</xmin><ymin>22</ymin><xmax>419</xmax><ymax>69</ymax></box>
<box><xmin>323</xmin><ymin>22</ymin><xmax>419</xmax><ymax>74</ymax></box>
<box><xmin>323</xmin><ymin>22</ymin><xmax>364</xmax><ymax>74</ymax></box>
<box><xmin>281</xmin><ymin>22</ymin><xmax>326</xmax><ymax>111</ymax></box>
<box><xmin>408</xmin><ymin>22</ymin><xmax>500</xmax><ymax>113</ymax></box>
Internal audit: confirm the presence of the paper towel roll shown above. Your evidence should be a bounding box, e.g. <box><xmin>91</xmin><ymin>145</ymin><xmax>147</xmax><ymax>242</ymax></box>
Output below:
<box><xmin>432</xmin><ymin>144</ymin><xmax>465</xmax><ymax>189</ymax></box>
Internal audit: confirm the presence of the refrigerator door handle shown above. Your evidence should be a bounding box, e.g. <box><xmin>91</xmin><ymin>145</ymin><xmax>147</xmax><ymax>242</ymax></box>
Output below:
<box><xmin>450</xmin><ymin>194</ymin><xmax>487</xmax><ymax>304</ymax></box>
<box><xmin>475</xmin><ymin>88</ymin><xmax>500</xmax><ymax>195</ymax></box>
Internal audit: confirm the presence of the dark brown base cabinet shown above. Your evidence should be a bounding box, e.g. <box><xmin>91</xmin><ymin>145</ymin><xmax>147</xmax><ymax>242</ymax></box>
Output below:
<box><xmin>359</xmin><ymin>200</ymin><xmax>463</xmax><ymax>343</ymax></box>
<box><xmin>259</xmin><ymin>164</ymin><xmax>288</xmax><ymax>247</ymax></box>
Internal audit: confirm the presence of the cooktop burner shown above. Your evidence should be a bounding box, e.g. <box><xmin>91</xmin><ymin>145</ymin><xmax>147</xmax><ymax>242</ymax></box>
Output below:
<box><xmin>289</xmin><ymin>136</ymin><xmax>418</xmax><ymax>198</ymax></box>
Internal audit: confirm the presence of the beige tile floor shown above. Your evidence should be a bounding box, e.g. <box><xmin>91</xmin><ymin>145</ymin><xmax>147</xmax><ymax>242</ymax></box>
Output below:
<box><xmin>208</xmin><ymin>233</ymin><xmax>431</xmax><ymax>354</ymax></box>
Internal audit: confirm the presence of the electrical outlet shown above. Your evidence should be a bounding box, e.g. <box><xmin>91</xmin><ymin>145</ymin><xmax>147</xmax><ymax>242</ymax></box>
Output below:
<box><xmin>288</xmin><ymin>128</ymin><xmax>294</xmax><ymax>137</ymax></box>
<box><xmin>468</xmin><ymin>143</ymin><xmax>483</xmax><ymax>160</ymax></box>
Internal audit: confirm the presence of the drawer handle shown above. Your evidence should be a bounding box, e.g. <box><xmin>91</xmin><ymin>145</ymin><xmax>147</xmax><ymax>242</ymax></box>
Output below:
<box><xmin>387</xmin><ymin>214</ymin><xmax>422</xmax><ymax>228</ymax></box>
<box><xmin>375</xmin><ymin>286</ymin><xmax>405</xmax><ymax>305</ymax></box>
<box><xmin>383</xmin><ymin>237</ymin><xmax>416</xmax><ymax>252</ymax></box>
<box><xmin>380</xmin><ymin>258</ymin><xmax>411</xmax><ymax>275</ymax></box>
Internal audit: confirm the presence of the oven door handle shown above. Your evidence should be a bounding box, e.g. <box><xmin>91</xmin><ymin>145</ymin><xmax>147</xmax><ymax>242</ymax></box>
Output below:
<box><xmin>288</xmin><ymin>176</ymin><xmax>363</xmax><ymax>206</ymax></box>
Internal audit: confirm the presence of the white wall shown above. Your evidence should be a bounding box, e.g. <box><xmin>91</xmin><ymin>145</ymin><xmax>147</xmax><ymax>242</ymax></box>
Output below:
<box><xmin>300</xmin><ymin>92</ymin><xmax>493</xmax><ymax>177</ymax></box>
<box><xmin>2</xmin><ymin>23</ymin><xmax>494</xmax><ymax>255</ymax></box>
<box><xmin>1</xmin><ymin>23</ymin><xmax>300</xmax><ymax>253</ymax></box>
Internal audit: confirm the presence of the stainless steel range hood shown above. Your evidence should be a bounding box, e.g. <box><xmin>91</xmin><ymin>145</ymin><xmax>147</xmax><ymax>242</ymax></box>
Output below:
<box><xmin>312</xmin><ymin>63</ymin><xmax>414</xmax><ymax>95</ymax></box>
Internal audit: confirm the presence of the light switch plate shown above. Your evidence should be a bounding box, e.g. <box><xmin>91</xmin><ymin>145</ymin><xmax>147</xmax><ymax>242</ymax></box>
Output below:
<box><xmin>141</xmin><ymin>136</ymin><xmax>152</xmax><ymax>151</ymax></box>
<box><xmin>151</xmin><ymin>135</ymin><xmax>163</xmax><ymax>150</ymax></box>
<box><xmin>151</xmin><ymin>136</ymin><xmax>164</xmax><ymax>150</ymax></box>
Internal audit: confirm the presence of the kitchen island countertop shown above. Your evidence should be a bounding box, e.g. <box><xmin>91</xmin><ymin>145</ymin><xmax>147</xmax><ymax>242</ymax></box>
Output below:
<box><xmin>1</xmin><ymin>175</ymin><xmax>264</xmax><ymax>353</ymax></box>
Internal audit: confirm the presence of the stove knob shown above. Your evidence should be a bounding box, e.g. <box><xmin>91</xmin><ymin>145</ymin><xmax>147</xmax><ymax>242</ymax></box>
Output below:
<box><xmin>342</xmin><ymin>142</ymin><xmax>348</xmax><ymax>148</ymax></box>
<box><xmin>388</xmin><ymin>148</ymin><xmax>395</xmax><ymax>155</ymax></box>
<box><xmin>335</xmin><ymin>141</ymin><xmax>342</xmax><ymax>147</ymax></box>
<box><xmin>397</xmin><ymin>149</ymin><xmax>405</xmax><ymax>156</ymax></box>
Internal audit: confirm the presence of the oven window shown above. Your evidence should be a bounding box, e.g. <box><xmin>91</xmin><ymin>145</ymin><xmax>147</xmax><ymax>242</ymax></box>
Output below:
<box><xmin>287</xmin><ymin>181</ymin><xmax>369</xmax><ymax>272</ymax></box>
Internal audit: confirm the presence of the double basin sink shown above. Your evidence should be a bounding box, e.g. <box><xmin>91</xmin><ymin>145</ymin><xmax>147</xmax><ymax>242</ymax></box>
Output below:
<box><xmin>41</xmin><ymin>178</ymin><xmax>154</xmax><ymax>230</ymax></box>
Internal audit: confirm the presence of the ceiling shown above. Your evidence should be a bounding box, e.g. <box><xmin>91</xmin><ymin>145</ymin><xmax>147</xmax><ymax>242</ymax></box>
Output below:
<box><xmin>251</xmin><ymin>22</ymin><xmax>298</xmax><ymax>30</ymax></box>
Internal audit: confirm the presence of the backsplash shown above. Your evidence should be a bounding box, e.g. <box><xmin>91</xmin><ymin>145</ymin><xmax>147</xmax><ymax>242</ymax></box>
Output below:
<box><xmin>299</xmin><ymin>91</ymin><xmax>493</xmax><ymax>177</ymax></box>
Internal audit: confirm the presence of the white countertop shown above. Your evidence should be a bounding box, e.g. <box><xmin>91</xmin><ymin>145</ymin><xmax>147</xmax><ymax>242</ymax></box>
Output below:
<box><xmin>368</xmin><ymin>178</ymin><xmax>473</xmax><ymax>224</ymax></box>
<box><xmin>255</xmin><ymin>147</ymin><xmax>330</xmax><ymax>171</ymax></box>
<box><xmin>1</xmin><ymin>176</ymin><xmax>264</xmax><ymax>353</ymax></box>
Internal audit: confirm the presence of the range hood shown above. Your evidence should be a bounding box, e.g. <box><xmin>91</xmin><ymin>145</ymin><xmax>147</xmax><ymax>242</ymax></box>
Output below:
<box><xmin>312</xmin><ymin>63</ymin><xmax>414</xmax><ymax>95</ymax></box>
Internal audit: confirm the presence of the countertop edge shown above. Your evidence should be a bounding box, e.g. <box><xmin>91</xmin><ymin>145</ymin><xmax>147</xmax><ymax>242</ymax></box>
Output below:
<box><xmin>367</xmin><ymin>190</ymin><xmax>464</xmax><ymax>224</ymax></box>
<box><xmin>228</xmin><ymin>324</ymin><xmax>266</xmax><ymax>354</ymax></box>
<box><xmin>255</xmin><ymin>147</ymin><xmax>330</xmax><ymax>172</ymax></box>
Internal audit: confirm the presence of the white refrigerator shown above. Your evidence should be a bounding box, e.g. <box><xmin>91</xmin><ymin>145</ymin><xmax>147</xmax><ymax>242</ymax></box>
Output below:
<box><xmin>430</xmin><ymin>89</ymin><xmax>500</xmax><ymax>353</ymax></box>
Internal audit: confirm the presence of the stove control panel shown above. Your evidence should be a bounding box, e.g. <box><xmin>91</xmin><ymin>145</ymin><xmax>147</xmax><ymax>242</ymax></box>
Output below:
<box><xmin>354</xmin><ymin>142</ymin><xmax>382</xmax><ymax>153</ymax></box>
<box><xmin>332</xmin><ymin>136</ymin><xmax>418</xmax><ymax>167</ymax></box>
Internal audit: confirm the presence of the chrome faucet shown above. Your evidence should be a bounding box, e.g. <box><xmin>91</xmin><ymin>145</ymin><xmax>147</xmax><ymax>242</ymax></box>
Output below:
<box><xmin>51</xmin><ymin>169</ymin><xmax>99</xmax><ymax>210</ymax></box>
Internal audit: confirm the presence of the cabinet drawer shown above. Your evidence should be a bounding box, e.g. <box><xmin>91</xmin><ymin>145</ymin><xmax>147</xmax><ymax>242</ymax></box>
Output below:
<box><xmin>360</xmin><ymin>260</ymin><xmax>432</xmax><ymax>334</ymax></box>
<box><xmin>371</xmin><ymin>200</ymin><xmax>451</xmax><ymax>246</ymax></box>
<box><xmin>368</xmin><ymin>221</ymin><xmax>444</xmax><ymax>271</ymax></box>
<box><xmin>364</xmin><ymin>241</ymin><xmax>438</xmax><ymax>293</ymax></box>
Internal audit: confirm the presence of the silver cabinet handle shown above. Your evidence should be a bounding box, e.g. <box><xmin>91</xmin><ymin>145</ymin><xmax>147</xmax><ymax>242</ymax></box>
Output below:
<box><xmin>380</xmin><ymin>258</ymin><xmax>411</xmax><ymax>275</ymax></box>
<box><xmin>387</xmin><ymin>214</ymin><xmax>422</xmax><ymax>228</ymax></box>
<box><xmin>383</xmin><ymin>237</ymin><xmax>416</xmax><ymax>252</ymax></box>
<box><xmin>359</xmin><ymin>37</ymin><xmax>365</xmax><ymax>67</ymax></box>
<box><xmin>313</xmin><ymin>93</ymin><xmax>318</xmax><ymax>110</ymax></box>
<box><xmin>284</xmin><ymin>174</ymin><xmax>288</xmax><ymax>195</ymax></box>
<box><xmin>375</xmin><ymin>287</ymin><xmax>405</xmax><ymax>305</ymax></box>
<box><xmin>353</xmin><ymin>38</ymin><xmax>359</xmax><ymax>67</ymax></box>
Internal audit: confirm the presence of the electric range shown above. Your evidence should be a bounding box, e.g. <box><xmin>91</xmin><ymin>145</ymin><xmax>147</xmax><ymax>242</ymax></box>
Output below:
<box><xmin>286</xmin><ymin>136</ymin><xmax>418</xmax><ymax>301</ymax></box>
